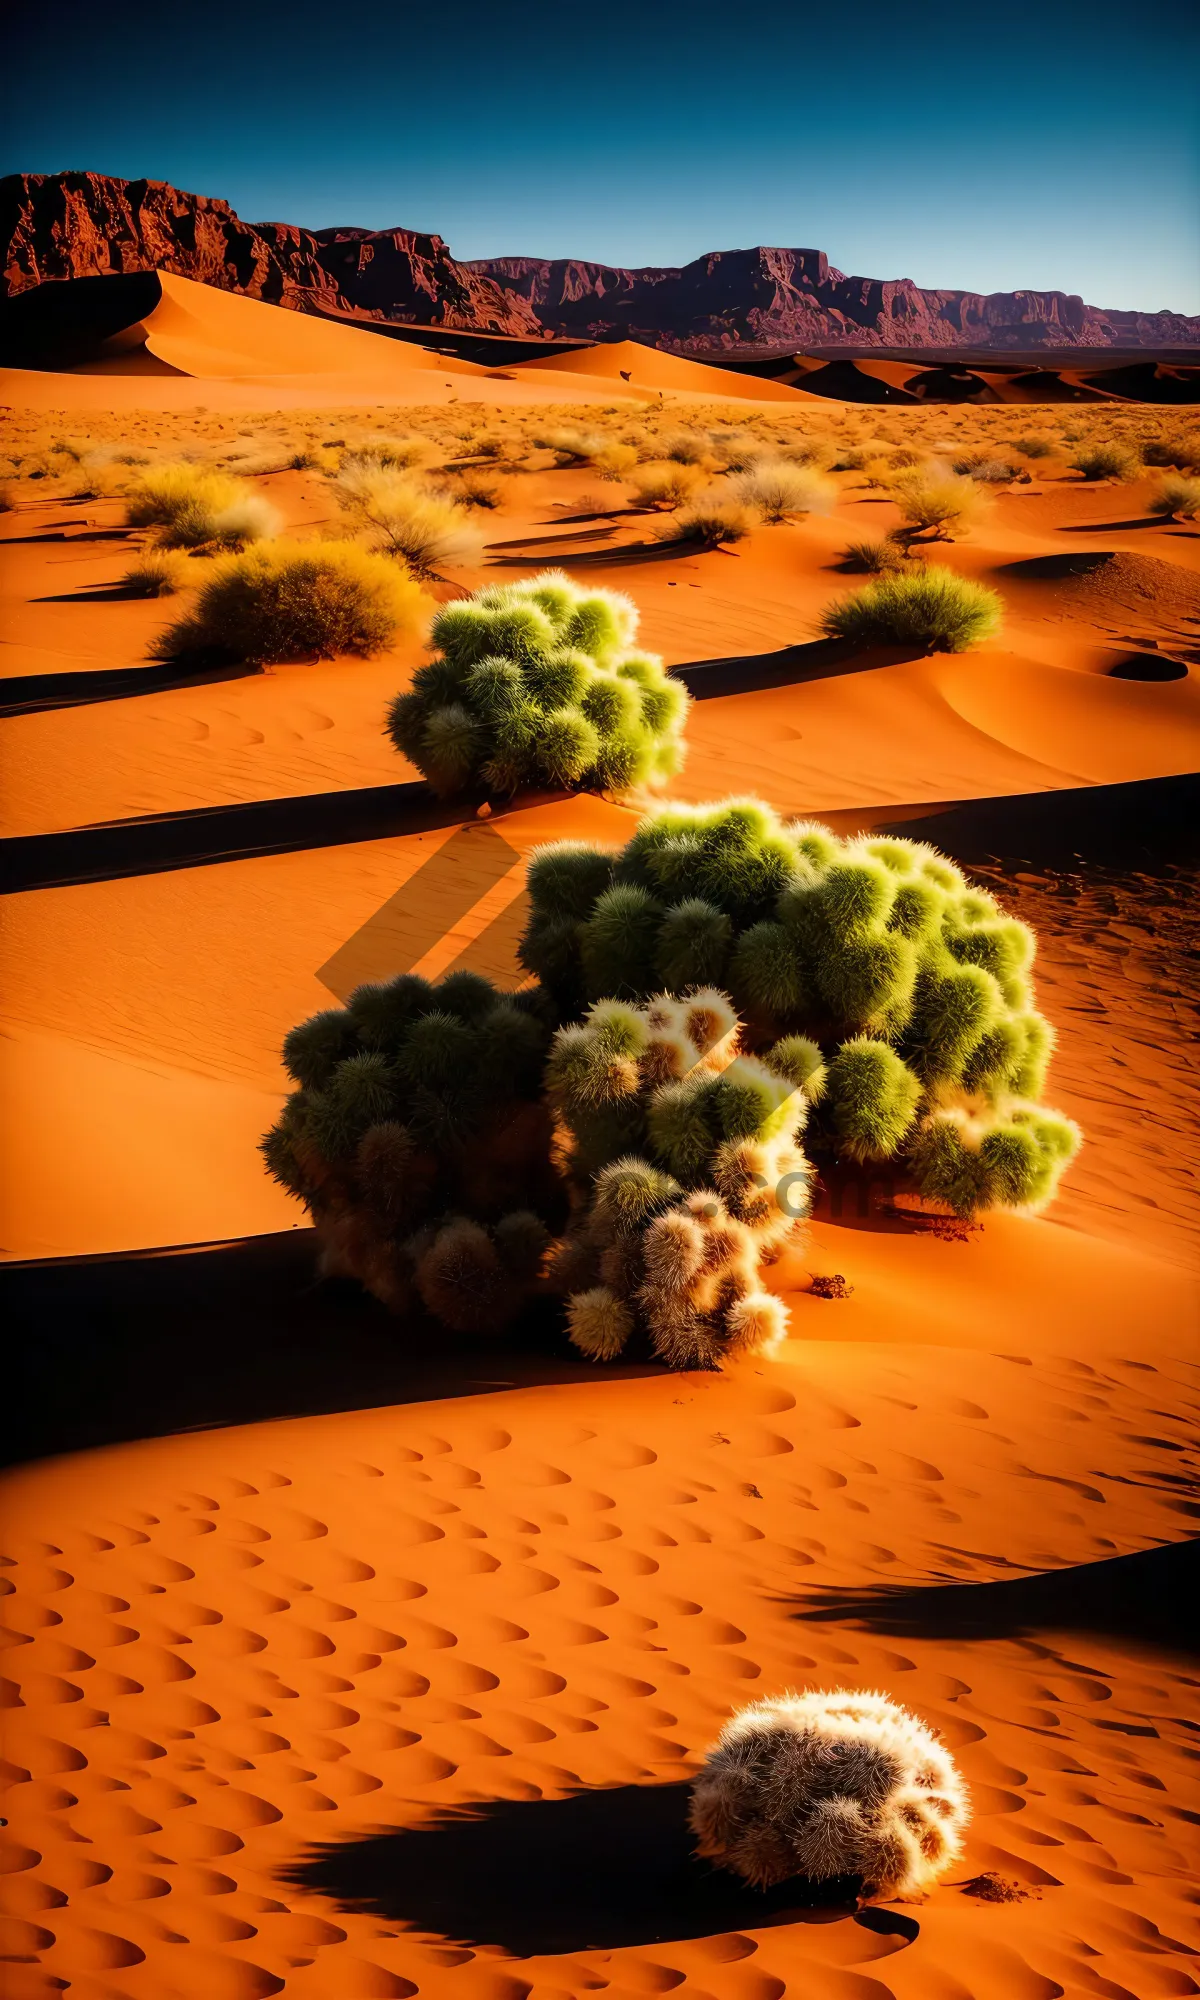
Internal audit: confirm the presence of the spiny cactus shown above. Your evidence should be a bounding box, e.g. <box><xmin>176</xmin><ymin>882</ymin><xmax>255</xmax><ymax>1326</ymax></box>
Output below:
<box><xmin>387</xmin><ymin>570</ymin><xmax>689</xmax><ymax>800</ymax></box>
<box><xmin>690</xmin><ymin>1690</ymin><xmax>969</xmax><ymax>1900</ymax></box>
<box><xmin>261</xmin><ymin>972</ymin><xmax>562</xmax><ymax>1331</ymax></box>
<box><xmin>547</xmin><ymin>991</ymin><xmax>815</xmax><ymax>1369</ymax></box>
<box><xmin>520</xmin><ymin>798</ymin><xmax>1081</xmax><ymax>1216</ymax></box>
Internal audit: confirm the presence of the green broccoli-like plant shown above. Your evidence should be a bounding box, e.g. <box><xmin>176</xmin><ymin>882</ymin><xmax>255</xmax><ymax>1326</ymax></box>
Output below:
<box><xmin>519</xmin><ymin>798</ymin><xmax>1081</xmax><ymax>1216</ymax></box>
<box><xmin>546</xmin><ymin>990</ymin><xmax>817</xmax><ymax>1368</ymax></box>
<box><xmin>261</xmin><ymin>971</ymin><xmax>563</xmax><ymax>1332</ymax></box>
<box><xmin>387</xmin><ymin>570</ymin><xmax>690</xmax><ymax>800</ymax></box>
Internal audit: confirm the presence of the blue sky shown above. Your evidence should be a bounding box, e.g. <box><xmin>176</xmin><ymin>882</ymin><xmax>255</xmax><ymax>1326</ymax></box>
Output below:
<box><xmin>5</xmin><ymin>0</ymin><xmax>1198</xmax><ymax>312</ymax></box>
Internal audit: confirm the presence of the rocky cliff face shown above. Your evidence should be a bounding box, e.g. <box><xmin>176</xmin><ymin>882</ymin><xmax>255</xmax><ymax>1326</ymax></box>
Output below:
<box><xmin>3</xmin><ymin>170</ymin><xmax>1197</xmax><ymax>351</ymax></box>
<box><xmin>0</xmin><ymin>172</ymin><xmax>541</xmax><ymax>335</ymax></box>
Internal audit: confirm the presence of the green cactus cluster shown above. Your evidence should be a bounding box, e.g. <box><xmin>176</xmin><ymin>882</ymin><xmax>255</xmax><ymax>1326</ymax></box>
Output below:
<box><xmin>260</xmin><ymin>970</ymin><xmax>563</xmax><ymax>1332</ymax></box>
<box><xmin>520</xmin><ymin>798</ymin><xmax>1080</xmax><ymax>1215</ymax></box>
<box><xmin>386</xmin><ymin>570</ymin><xmax>690</xmax><ymax>799</ymax></box>
<box><xmin>545</xmin><ymin>990</ymin><xmax>817</xmax><ymax>1368</ymax></box>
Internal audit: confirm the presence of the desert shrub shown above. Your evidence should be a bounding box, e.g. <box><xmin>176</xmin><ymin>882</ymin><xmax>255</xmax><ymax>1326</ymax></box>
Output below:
<box><xmin>841</xmin><ymin>536</ymin><xmax>908</xmax><ymax>574</ymax></box>
<box><xmin>548</xmin><ymin>991</ymin><xmax>810</xmax><ymax>1368</ymax></box>
<box><xmin>888</xmin><ymin>467</ymin><xmax>988</xmax><ymax>541</ymax></box>
<box><xmin>154</xmin><ymin>539</ymin><xmax>425</xmax><ymax>664</ymax></box>
<box><xmin>707</xmin><ymin>429</ymin><xmax>766</xmax><ymax>472</ymax></box>
<box><xmin>122</xmin><ymin>549</ymin><xmax>189</xmax><ymax>597</ymax></box>
<box><xmin>341</xmin><ymin>436</ymin><xmax>439</xmax><ymax>472</ymax></box>
<box><xmin>518</xmin><ymin>798</ymin><xmax>1080</xmax><ymax>1216</ymax></box>
<box><xmin>449</xmin><ymin>468</ymin><xmax>503</xmax><ymax>509</ymax></box>
<box><xmin>126</xmin><ymin>462</ymin><xmax>282</xmax><ymax>549</ymax></box>
<box><xmin>1146</xmin><ymin>474</ymin><xmax>1200</xmax><ymax>521</ymax></box>
<box><xmin>262</xmin><ymin>972</ymin><xmax>561</xmax><ymax>1330</ymax></box>
<box><xmin>1013</xmin><ymin>433</ymin><xmax>1054</xmax><ymax>459</ymax></box>
<box><xmin>733</xmin><ymin>461</ymin><xmax>836</xmax><ymax>522</ymax></box>
<box><xmin>690</xmin><ymin>1690</ymin><xmax>969</xmax><ymax>1898</ymax></box>
<box><xmin>1142</xmin><ymin>431</ymin><xmax>1200</xmax><ymax>470</ymax></box>
<box><xmin>951</xmin><ymin>452</ymin><xmax>1016</xmax><ymax>484</ymax></box>
<box><xmin>387</xmin><ymin>570</ymin><xmax>689</xmax><ymax>799</ymax></box>
<box><xmin>1072</xmin><ymin>442</ymin><xmax>1138</xmax><ymax>481</ymax></box>
<box><xmin>662</xmin><ymin>429</ymin><xmax>712</xmax><ymax>464</ymax></box>
<box><xmin>820</xmin><ymin>566</ymin><xmax>1002</xmax><ymax>653</ymax></box>
<box><xmin>591</xmin><ymin>441</ymin><xmax>640</xmax><ymax>480</ymax></box>
<box><xmin>334</xmin><ymin>465</ymin><xmax>484</xmax><ymax>576</ymax></box>
<box><xmin>629</xmin><ymin>461</ymin><xmax>707</xmax><ymax>510</ymax></box>
<box><xmin>655</xmin><ymin>496</ymin><xmax>755</xmax><ymax>547</ymax></box>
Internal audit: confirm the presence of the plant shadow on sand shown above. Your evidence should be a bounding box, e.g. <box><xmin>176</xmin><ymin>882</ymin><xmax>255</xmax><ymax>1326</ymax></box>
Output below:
<box><xmin>284</xmin><ymin>1779</ymin><xmax>918</xmax><ymax>1954</ymax></box>
<box><xmin>1</xmin><ymin>1232</ymin><xmax>656</xmax><ymax>1467</ymax></box>
<box><xmin>788</xmin><ymin>1538</ymin><xmax>1199</xmax><ymax>1652</ymax></box>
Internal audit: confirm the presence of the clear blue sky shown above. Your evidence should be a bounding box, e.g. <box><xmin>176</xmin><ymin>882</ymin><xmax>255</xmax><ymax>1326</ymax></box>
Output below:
<box><xmin>5</xmin><ymin>0</ymin><xmax>1198</xmax><ymax>313</ymax></box>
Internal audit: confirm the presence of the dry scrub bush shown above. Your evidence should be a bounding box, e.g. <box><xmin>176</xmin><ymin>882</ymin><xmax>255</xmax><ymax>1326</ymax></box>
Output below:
<box><xmin>951</xmin><ymin>451</ymin><xmax>1016</xmax><ymax>484</ymax></box>
<box><xmin>820</xmin><ymin>566</ymin><xmax>1002</xmax><ymax>653</ymax></box>
<box><xmin>126</xmin><ymin>462</ymin><xmax>282</xmax><ymax>549</ymax></box>
<box><xmin>629</xmin><ymin>461</ymin><xmax>708</xmax><ymax>510</ymax></box>
<box><xmin>841</xmin><ymin>537</ymin><xmax>908</xmax><ymax>574</ymax></box>
<box><xmin>888</xmin><ymin>467</ymin><xmax>988</xmax><ymax>542</ymax></box>
<box><xmin>262</xmin><ymin>971</ymin><xmax>561</xmax><ymax>1331</ymax></box>
<box><xmin>448</xmin><ymin>468</ymin><xmax>503</xmax><ymax>510</ymax></box>
<box><xmin>656</xmin><ymin>496</ymin><xmax>755</xmax><ymax>547</ymax></box>
<box><xmin>341</xmin><ymin>435</ymin><xmax>439</xmax><ymax>472</ymax></box>
<box><xmin>388</xmin><ymin>570</ymin><xmax>689</xmax><ymax>799</ymax></box>
<box><xmin>691</xmin><ymin>1691</ymin><xmax>969</xmax><ymax>1898</ymax></box>
<box><xmin>1072</xmin><ymin>442</ymin><xmax>1139</xmax><ymax>481</ymax></box>
<box><xmin>548</xmin><ymin>991</ymin><xmax>809</xmax><ymax>1368</ymax></box>
<box><xmin>334</xmin><ymin>465</ymin><xmax>484</xmax><ymax>577</ymax></box>
<box><xmin>733</xmin><ymin>461</ymin><xmax>836</xmax><ymax>522</ymax></box>
<box><xmin>1013</xmin><ymin>433</ymin><xmax>1055</xmax><ymax>459</ymax></box>
<box><xmin>520</xmin><ymin>798</ymin><xmax>1079</xmax><ymax>1218</ymax></box>
<box><xmin>1142</xmin><ymin>432</ymin><xmax>1200</xmax><ymax>470</ymax></box>
<box><xmin>121</xmin><ymin>549</ymin><xmax>190</xmax><ymax>597</ymax></box>
<box><xmin>155</xmin><ymin>539</ymin><xmax>425</xmax><ymax>664</ymax></box>
<box><xmin>1147</xmin><ymin>474</ymin><xmax>1200</xmax><ymax>521</ymax></box>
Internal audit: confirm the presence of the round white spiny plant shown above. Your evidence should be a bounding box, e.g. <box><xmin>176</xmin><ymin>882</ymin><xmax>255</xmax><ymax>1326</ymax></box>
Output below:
<box><xmin>689</xmin><ymin>1689</ymin><xmax>969</xmax><ymax>1900</ymax></box>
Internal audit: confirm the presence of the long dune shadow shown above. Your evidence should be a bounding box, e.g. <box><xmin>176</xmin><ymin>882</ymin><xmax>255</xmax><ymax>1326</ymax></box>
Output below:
<box><xmin>1</xmin><ymin>1230</ymin><xmax>654</xmax><ymax>1468</ymax></box>
<box><xmin>789</xmin><ymin>1538</ymin><xmax>1199</xmax><ymax>1653</ymax></box>
<box><xmin>0</xmin><ymin>640</ymin><xmax>890</xmax><ymax>892</ymax></box>
<box><xmin>0</xmin><ymin>655</ymin><xmax>262</xmax><ymax>718</ymax></box>
<box><xmin>284</xmin><ymin>1782</ymin><xmax>875</xmax><ymax>1953</ymax></box>
<box><xmin>0</xmin><ymin>777</ymin><xmax>483</xmax><ymax>893</ymax></box>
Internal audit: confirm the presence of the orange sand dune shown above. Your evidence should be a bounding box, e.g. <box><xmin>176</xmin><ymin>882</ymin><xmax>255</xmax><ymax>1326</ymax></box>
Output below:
<box><xmin>513</xmin><ymin>337</ymin><xmax>821</xmax><ymax>403</ymax></box>
<box><xmin>3</xmin><ymin>379</ymin><xmax>1199</xmax><ymax>2000</ymax></box>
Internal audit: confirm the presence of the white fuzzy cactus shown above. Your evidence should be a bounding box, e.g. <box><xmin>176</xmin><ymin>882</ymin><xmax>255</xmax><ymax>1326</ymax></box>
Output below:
<box><xmin>690</xmin><ymin>1689</ymin><xmax>969</xmax><ymax>1899</ymax></box>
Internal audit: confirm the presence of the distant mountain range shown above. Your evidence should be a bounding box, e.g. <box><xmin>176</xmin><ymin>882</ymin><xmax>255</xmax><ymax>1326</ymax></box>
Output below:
<box><xmin>3</xmin><ymin>170</ymin><xmax>1198</xmax><ymax>352</ymax></box>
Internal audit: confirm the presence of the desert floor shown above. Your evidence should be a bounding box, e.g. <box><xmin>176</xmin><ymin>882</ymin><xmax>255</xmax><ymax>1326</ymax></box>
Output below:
<box><xmin>2</xmin><ymin>280</ymin><xmax>1198</xmax><ymax>2000</ymax></box>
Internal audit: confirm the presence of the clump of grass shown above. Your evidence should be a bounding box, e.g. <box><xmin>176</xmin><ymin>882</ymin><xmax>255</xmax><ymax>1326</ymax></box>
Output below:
<box><xmin>661</xmin><ymin>429</ymin><xmax>712</xmax><ymax>465</ymax></box>
<box><xmin>1072</xmin><ymin>442</ymin><xmax>1138</xmax><ymax>481</ymax></box>
<box><xmin>820</xmin><ymin>565</ymin><xmax>1003</xmax><ymax>653</ymax></box>
<box><xmin>888</xmin><ymin>467</ymin><xmax>989</xmax><ymax>542</ymax></box>
<box><xmin>629</xmin><ymin>461</ymin><xmax>708</xmax><ymax>510</ymax></box>
<box><xmin>655</xmin><ymin>496</ymin><xmax>755</xmax><ymax>547</ymax></box>
<box><xmin>154</xmin><ymin>539</ymin><xmax>426</xmax><ymax>664</ymax></box>
<box><xmin>334</xmin><ymin>465</ymin><xmax>484</xmax><ymax>577</ymax></box>
<box><xmin>841</xmin><ymin>536</ymin><xmax>909</xmax><ymax>574</ymax></box>
<box><xmin>732</xmin><ymin>461</ymin><xmax>836</xmax><ymax>522</ymax></box>
<box><xmin>1013</xmin><ymin>433</ymin><xmax>1054</xmax><ymax>459</ymax></box>
<box><xmin>1142</xmin><ymin>431</ymin><xmax>1200</xmax><ymax>470</ymax></box>
<box><xmin>341</xmin><ymin>435</ymin><xmax>439</xmax><ymax>473</ymax></box>
<box><xmin>126</xmin><ymin>462</ymin><xmax>282</xmax><ymax>549</ymax></box>
<box><xmin>952</xmin><ymin>452</ymin><xmax>1016</xmax><ymax>484</ymax></box>
<box><xmin>449</xmin><ymin>468</ymin><xmax>503</xmax><ymax>510</ymax></box>
<box><xmin>122</xmin><ymin>549</ymin><xmax>190</xmax><ymax>597</ymax></box>
<box><xmin>1147</xmin><ymin>474</ymin><xmax>1200</xmax><ymax>521</ymax></box>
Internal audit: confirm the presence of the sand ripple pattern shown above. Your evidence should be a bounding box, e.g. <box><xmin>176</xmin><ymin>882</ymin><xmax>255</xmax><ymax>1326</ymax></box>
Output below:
<box><xmin>2</xmin><ymin>1347</ymin><xmax>1198</xmax><ymax>1999</ymax></box>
